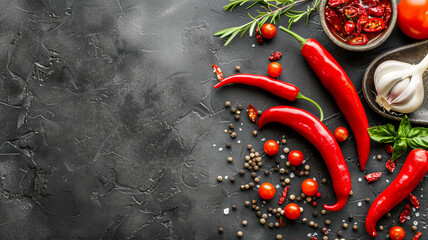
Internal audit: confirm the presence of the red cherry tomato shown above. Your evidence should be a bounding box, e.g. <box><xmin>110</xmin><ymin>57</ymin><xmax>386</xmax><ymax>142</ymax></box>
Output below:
<box><xmin>334</xmin><ymin>127</ymin><xmax>349</xmax><ymax>142</ymax></box>
<box><xmin>302</xmin><ymin>179</ymin><xmax>318</xmax><ymax>197</ymax></box>
<box><xmin>288</xmin><ymin>150</ymin><xmax>304</xmax><ymax>166</ymax></box>
<box><xmin>284</xmin><ymin>203</ymin><xmax>301</xmax><ymax>220</ymax></box>
<box><xmin>363</xmin><ymin>18</ymin><xmax>386</xmax><ymax>32</ymax></box>
<box><xmin>259</xmin><ymin>182</ymin><xmax>276</xmax><ymax>200</ymax></box>
<box><xmin>346</xmin><ymin>34</ymin><xmax>368</xmax><ymax>45</ymax></box>
<box><xmin>389</xmin><ymin>226</ymin><xmax>405</xmax><ymax>240</ymax></box>
<box><xmin>264</xmin><ymin>140</ymin><xmax>279</xmax><ymax>156</ymax></box>
<box><xmin>261</xmin><ymin>23</ymin><xmax>277</xmax><ymax>39</ymax></box>
<box><xmin>267</xmin><ymin>62</ymin><xmax>282</xmax><ymax>78</ymax></box>
<box><xmin>398</xmin><ymin>0</ymin><xmax>428</xmax><ymax>39</ymax></box>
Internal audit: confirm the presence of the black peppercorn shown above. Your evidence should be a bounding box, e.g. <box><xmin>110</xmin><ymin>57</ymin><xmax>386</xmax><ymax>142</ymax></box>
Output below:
<box><xmin>235</xmin><ymin>114</ymin><xmax>240</xmax><ymax>120</ymax></box>
<box><xmin>238</xmin><ymin>104</ymin><xmax>243</xmax><ymax>110</ymax></box>
<box><xmin>239</xmin><ymin>169</ymin><xmax>245</xmax><ymax>176</ymax></box>
<box><xmin>348</xmin><ymin>215</ymin><xmax>354</xmax><ymax>222</ymax></box>
<box><xmin>264</xmin><ymin>170</ymin><xmax>269</xmax><ymax>176</ymax></box>
<box><xmin>225</xmin><ymin>101</ymin><xmax>231</xmax><ymax>108</ymax></box>
<box><xmin>231</xmin><ymin>132</ymin><xmax>237</xmax><ymax>138</ymax></box>
<box><xmin>229</xmin><ymin>123</ymin><xmax>234</xmax><ymax>129</ymax></box>
<box><xmin>230</xmin><ymin>177</ymin><xmax>235</xmax><ymax>183</ymax></box>
<box><xmin>218</xmin><ymin>227</ymin><xmax>224</xmax><ymax>233</ymax></box>
<box><xmin>245</xmin><ymin>201</ymin><xmax>251</xmax><ymax>207</ymax></box>
<box><xmin>251</xmin><ymin>172</ymin><xmax>257</xmax><ymax>178</ymax></box>
<box><xmin>313</xmin><ymin>211</ymin><xmax>318</xmax><ymax>217</ymax></box>
<box><xmin>226</xmin><ymin>142</ymin><xmax>231</xmax><ymax>148</ymax></box>
<box><xmin>231</xmin><ymin>107</ymin><xmax>236</xmax><ymax>113</ymax></box>
<box><xmin>232</xmin><ymin>205</ymin><xmax>237</xmax><ymax>210</ymax></box>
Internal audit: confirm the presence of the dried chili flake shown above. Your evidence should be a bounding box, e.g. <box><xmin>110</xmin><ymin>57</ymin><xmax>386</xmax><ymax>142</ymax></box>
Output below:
<box><xmin>399</xmin><ymin>203</ymin><xmax>411</xmax><ymax>223</ymax></box>
<box><xmin>310</xmin><ymin>237</ymin><xmax>318</xmax><ymax>240</ymax></box>
<box><xmin>413</xmin><ymin>232</ymin><xmax>422</xmax><ymax>240</ymax></box>
<box><xmin>269</xmin><ymin>51</ymin><xmax>282</xmax><ymax>61</ymax></box>
<box><xmin>407</xmin><ymin>193</ymin><xmax>420</xmax><ymax>209</ymax></box>
<box><xmin>212</xmin><ymin>65</ymin><xmax>223</xmax><ymax>81</ymax></box>
<box><xmin>278</xmin><ymin>186</ymin><xmax>290</xmax><ymax>205</ymax></box>
<box><xmin>385</xmin><ymin>144</ymin><xmax>393</xmax><ymax>155</ymax></box>
<box><xmin>364</xmin><ymin>172</ymin><xmax>382</xmax><ymax>183</ymax></box>
<box><xmin>247</xmin><ymin>105</ymin><xmax>258</xmax><ymax>123</ymax></box>
<box><xmin>386</xmin><ymin>158</ymin><xmax>397</xmax><ymax>172</ymax></box>
<box><xmin>255</xmin><ymin>27</ymin><xmax>263</xmax><ymax>45</ymax></box>
<box><xmin>279</xmin><ymin>217</ymin><xmax>285</xmax><ymax>227</ymax></box>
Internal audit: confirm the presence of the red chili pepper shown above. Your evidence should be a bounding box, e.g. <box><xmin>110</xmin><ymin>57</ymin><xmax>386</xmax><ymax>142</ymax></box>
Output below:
<box><xmin>325</xmin><ymin>7</ymin><xmax>344</xmax><ymax>32</ymax></box>
<box><xmin>278</xmin><ymin>186</ymin><xmax>290</xmax><ymax>205</ymax></box>
<box><xmin>310</xmin><ymin>237</ymin><xmax>318</xmax><ymax>240</ymax></box>
<box><xmin>279</xmin><ymin>27</ymin><xmax>370</xmax><ymax>171</ymax></box>
<box><xmin>269</xmin><ymin>51</ymin><xmax>282</xmax><ymax>61</ymax></box>
<box><xmin>343</xmin><ymin>6</ymin><xmax>359</xmax><ymax>19</ymax></box>
<box><xmin>356</xmin><ymin>11</ymin><xmax>368</xmax><ymax>34</ymax></box>
<box><xmin>407</xmin><ymin>193</ymin><xmax>420</xmax><ymax>209</ymax></box>
<box><xmin>247</xmin><ymin>105</ymin><xmax>258</xmax><ymax>123</ymax></box>
<box><xmin>256</xmin><ymin>27</ymin><xmax>263</xmax><ymax>45</ymax></box>
<box><xmin>399</xmin><ymin>203</ymin><xmax>412</xmax><ymax>223</ymax></box>
<box><xmin>363</xmin><ymin>18</ymin><xmax>386</xmax><ymax>32</ymax></box>
<box><xmin>364</xmin><ymin>172</ymin><xmax>382</xmax><ymax>183</ymax></box>
<box><xmin>368</xmin><ymin>6</ymin><xmax>384</xmax><ymax>17</ymax></box>
<box><xmin>385</xmin><ymin>144</ymin><xmax>393</xmax><ymax>155</ymax></box>
<box><xmin>328</xmin><ymin>0</ymin><xmax>349</xmax><ymax>7</ymax></box>
<box><xmin>384</xmin><ymin>4</ymin><xmax>391</xmax><ymax>24</ymax></box>
<box><xmin>347</xmin><ymin>34</ymin><xmax>368</xmax><ymax>45</ymax></box>
<box><xmin>258</xmin><ymin>106</ymin><xmax>351</xmax><ymax>211</ymax></box>
<box><xmin>212</xmin><ymin>65</ymin><xmax>223</xmax><ymax>81</ymax></box>
<box><xmin>214</xmin><ymin>74</ymin><xmax>324</xmax><ymax>120</ymax></box>
<box><xmin>413</xmin><ymin>232</ymin><xmax>422</xmax><ymax>240</ymax></box>
<box><xmin>365</xmin><ymin>149</ymin><xmax>428</xmax><ymax>237</ymax></box>
<box><xmin>343</xmin><ymin>20</ymin><xmax>356</xmax><ymax>35</ymax></box>
<box><xmin>386</xmin><ymin>158</ymin><xmax>397</xmax><ymax>172</ymax></box>
<box><xmin>279</xmin><ymin>217</ymin><xmax>284</xmax><ymax>227</ymax></box>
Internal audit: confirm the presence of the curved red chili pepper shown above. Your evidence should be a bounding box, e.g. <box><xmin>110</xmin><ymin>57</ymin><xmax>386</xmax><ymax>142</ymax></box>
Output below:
<box><xmin>279</xmin><ymin>27</ymin><xmax>370</xmax><ymax>171</ymax></box>
<box><xmin>365</xmin><ymin>149</ymin><xmax>428</xmax><ymax>237</ymax></box>
<box><xmin>258</xmin><ymin>106</ymin><xmax>351</xmax><ymax>211</ymax></box>
<box><xmin>413</xmin><ymin>232</ymin><xmax>422</xmax><ymax>240</ymax></box>
<box><xmin>214</xmin><ymin>74</ymin><xmax>324</xmax><ymax>121</ymax></box>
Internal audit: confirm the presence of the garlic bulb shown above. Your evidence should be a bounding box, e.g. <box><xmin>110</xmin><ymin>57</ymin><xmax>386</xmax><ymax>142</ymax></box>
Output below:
<box><xmin>374</xmin><ymin>52</ymin><xmax>428</xmax><ymax>113</ymax></box>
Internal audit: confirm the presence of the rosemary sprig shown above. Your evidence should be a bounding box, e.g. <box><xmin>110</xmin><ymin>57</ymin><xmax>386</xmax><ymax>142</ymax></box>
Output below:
<box><xmin>214</xmin><ymin>0</ymin><xmax>319</xmax><ymax>46</ymax></box>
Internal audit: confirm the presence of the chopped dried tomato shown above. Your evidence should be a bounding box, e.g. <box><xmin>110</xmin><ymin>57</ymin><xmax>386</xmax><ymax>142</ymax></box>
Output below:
<box><xmin>343</xmin><ymin>20</ymin><xmax>356</xmax><ymax>35</ymax></box>
<box><xmin>269</xmin><ymin>51</ymin><xmax>282</xmax><ymax>61</ymax></box>
<box><xmin>343</xmin><ymin>6</ymin><xmax>359</xmax><ymax>19</ymax></box>
<box><xmin>407</xmin><ymin>193</ymin><xmax>420</xmax><ymax>209</ymax></box>
<box><xmin>413</xmin><ymin>232</ymin><xmax>422</xmax><ymax>240</ymax></box>
<box><xmin>247</xmin><ymin>105</ymin><xmax>258</xmax><ymax>123</ymax></box>
<box><xmin>399</xmin><ymin>203</ymin><xmax>412</xmax><ymax>223</ymax></box>
<box><xmin>328</xmin><ymin>0</ymin><xmax>349</xmax><ymax>7</ymax></box>
<box><xmin>256</xmin><ymin>27</ymin><xmax>263</xmax><ymax>45</ymax></box>
<box><xmin>386</xmin><ymin>158</ymin><xmax>397</xmax><ymax>172</ymax></box>
<box><xmin>212</xmin><ymin>65</ymin><xmax>223</xmax><ymax>81</ymax></box>
<box><xmin>346</xmin><ymin>34</ymin><xmax>368</xmax><ymax>45</ymax></box>
<box><xmin>278</xmin><ymin>186</ymin><xmax>290</xmax><ymax>205</ymax></box>
<box><xmin>363</xmin><ymin>18</ymin><xmax>386</xmax><ymax>32</ymax></box>
<box><xmin>368</xmin><ymin>6</ymin><xmax>384</xmax><ymax>17</ymax></box>
<box><xmin>385</xmin><ymin>144</ymin><xmax>393</xmax><ymax>155</ymax></box>
<box><xmin>364</xmin><ymin>172</ymin><xmax>382</xmax><ymax>183</ymax></box>
<box><xmin>325</xmin><ymin>7</ymin><xmax>344</xmax><ymax>32</ymax></box>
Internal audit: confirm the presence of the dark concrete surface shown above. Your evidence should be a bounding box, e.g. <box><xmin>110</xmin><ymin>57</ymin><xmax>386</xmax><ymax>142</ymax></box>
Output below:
<box><xmin>0</xmin><ymin>0</ymin><xmax>426</xmax><ymax>239</ymax></box>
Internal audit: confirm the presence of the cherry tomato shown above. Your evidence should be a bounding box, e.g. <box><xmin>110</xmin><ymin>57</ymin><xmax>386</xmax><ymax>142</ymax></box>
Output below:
<box><xmin>389</xmin><ymin>226</ymin><xmax>405</xmax><ymax>240</ymax></box>
<box><xmin>302</xmin><ymin>179</ymin><xmax>318</xmax><ymax>197</ymax></box>
<box><xmin>346</xmin><ymin>34</ymin><xmax>368</xmax><ymax>45</ymax></box>
<box><xmin>284</xmin><ymin>203</ymin><xmax>301</xmax><ymax>220</ymax></box>
<box><xmin>264</xmin><ymin>140</ymin><xmax>279</xmax><ymax>156</ymax></box>
<box><xmin>343</xmin><ymin>6</ymin><xmax>359</xmax><ymax>19</ymax></box>
<box><xmin>363</xmin><ymin>18</ymin><xmax>386</xmax><ymax>32</ymax></box>
<box><xmin>261</xmin><ymin>23</ymin><xmax>277</xmax><ymax>39</ymax></box>
<box><xmin>259</xmin><ymin>182</ymin><xmax>276</xmax><ymax>200</ymax></box>
<box><xmin>398</xmin><ymin>0</ymin><xmax>428</xmax><ymax>39</ymax></box>
<box><xmin>267</xmin><ymin>62</ymin><xmax>282</xmax><ymax>78</ymax></box>
<box><xmin>288</xmin><ymin>150</ymin><xmax>304</xmax><ymax>166</ymax></box>
<box><xmin>334</xmin><ymin>127</ymin><xmax>349</xmax><ymax>142</ymax></box>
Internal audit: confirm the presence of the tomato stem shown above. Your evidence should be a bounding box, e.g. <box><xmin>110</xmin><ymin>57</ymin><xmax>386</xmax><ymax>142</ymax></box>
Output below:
<box><xmin>297</xmin><ymin>92</ymin><xmax>324</xmax><ymax>121</ymax></box>
<box><xmin>279</xmin><ymin>26</ymin><xmax>307</xmax><ymax>48</ymax></box>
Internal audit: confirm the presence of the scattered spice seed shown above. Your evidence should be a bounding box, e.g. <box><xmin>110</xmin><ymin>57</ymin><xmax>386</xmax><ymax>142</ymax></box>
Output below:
<box><xmin>282</xmin><ymin>139</ymin><xmax>287</xmax><ymax>144</ymax></box>
<box><xmin>353</xmin><ymin>225</ymin><xmax>358</xmax><ymax>231</ymax></box>
<box><xmin>290</xmin><ymin>166</ymin><xmax>296</xmax><ymax>171</ymax></box>
<box><xmin>305</xmin><ymin>165</ymin><xmax>310</xmax><ymax>170</ymax></box>
<box><xmin>302</xmin><ymin>218</ymin><xmax>308</xmax><ymax>223</ymax></box>
<box><xmin>309</xmin><ymin>221</ymin><xmax>315</xmax><ymax>226</ymax></box>
<box><xmin>262</xmin><ymin>214</ymin><xmax>268</xmax><ymax>219</ymax></box>
<box><xmin>377</xmin><ymin>154</ymin><xmax>382</xmax><ymax>160</ymax></box>
<box><xmin>314</xmin><ymin>223</ymin><xmax>319</xmax><ymax>229</ymax></box>
<box><xmin>227</xmin><ymin>156</ymin><xmax>233</xmax><ymax>163</ymax></box>
<box><xmin>235</xmin><ymin>115</ymin><xmax>240</xmax><ymax>120</ymax></box>
<box><xmin>247</xmin><ymin>144</ymin><xmax>252</xmax><ymax>150</ymax></box>
<box><xmin>260</xmin><ymin>219</ymin><xmax>266</xmax><ymax>224</ymax></box>
<box><xmin>250</xmin><ymin>149</ymin><xmax>255</xmax><ymax>153</ymax></box>
<box><xmin>230</xmin><ymin>177</ymin><xmax>235</xmax><ymax>183</ymax></box>
<box><xmin>225</xmin><ymin>101</ymin><xmax>231</xmax><ymax>108</ymax></box>
<box><xmin>245</xmin><ymin>201</ymin><xmax>250</xmax><ymax>207</ymax></box>
<box><xmin>304</xmin><ymin>171</ymin><xmax>310</xmax><ymax>176</ymax></box>
<box><xmin>323</xmin><ymin>236</ymin><xmax>328</xmax><ymax>240</ymax></box>
<box><xmin>232</xmin><ymin>205</ymin><xmax>237</xmax><ymax>210</ymax></box>
<box><xmin>240</xmin><ymin>185</ymin><xmax>245</xmax><ymax>190</ymax></box>
<box><xmin>325</xmin><ymin>220</ymin><xmax>331</xmax><ymax>225</ymax></box>
<box><xmin>251</xmin><ymin>172</ymin><xmax>257</xmax><ymax>178</ymax></box>
<box><xmin>364</xmin><ymin>198</ymin><xmax>370</xmax><ymax>203</ymax></box>
<box><xmin>238</xmin><ymin>104</ymin><xmax>243</xmax><ymax>110</ymax></box>
<box><xmin>284</xmin><ymin>148</ymin><xmax>290</xmax><ymax>154</ymax></box>
<box><xmin>386</xmin><ymin>212</ymin><xmax>391</xmax><ymax>217</ymax></box>
<box><xmin>321</xmin><ymin>178</ymin><xmax>327</xmax><ymax>184</ymax></box>
<box><xmin>276</xmin><ymin>234</ymin><xmax>283</xmax><ymax>240</ymax></box>
<box><xmin>242</xmin><ymin>220</ymin><xmax>247</xmax><ymax>226</ymax></box>
<box><xmin>231</xmin><ymin>107</ymin><xmax>237</xmax><ymax>114</ymax></box>
<box><xmin>217</xmin><ymin>176</ymin><xmax>223</xmax><ymax>182</ymax></box>
<box><xmin>239</xmin><ymin>170</ymin><xmax>245</xmax><ymax>176</ymax></box>
<box><xmin>237</xmin><ymin>231</ymin><xmax>243</xmax><ymax>237</ymax></box>
<box><xmin>264</xmin><ymin>170</ymin><xmax>269</xmax><ymax>176</ymax></box>
<box><xmin>244</xmin><ymin>163</ymin><xmax>250</xmax><ymax>168</ymax></box>
<box><xmin>235</xmin><ymin>66</ymin><xmax>241</xmax><ymax>71</ymax></box>
<box><xmin>226</xmin><ymin>142</ymin><xmax>231</xmax><ymax>148</ymax></box>
<box><xmin>307</xmin><ymin>197</ymin><xmax>312</xmax><ymax>202</ymax></box>
<box><xmin>272</xmin><ymin>209</ymin><xmax>277</xmax><ymax>214</ymax></box>
<box><xmin>321</xmin><ymin>209</ymin><xmax>327</xmax><ymax>215</ymax></box>
<box><xmin>257</xmin><ymin>110</ymin><xmax>262</xmax><ymax>115</ymax></box>
<box><xmin>349</xmin><ymin>190</ymin><xmax>354</xmax><ymax>196</ymax></box>
<box><xmin>343</xmin><ymin>223</ymin><xmax>348</xmax><ymax>229</ymax></box>
<box><xmin>255</xmin><ymin>206</ymin><xmax>260</xmax><ymax>211</ymax></box>
<box><xmin>348</xmin><ymin>215</ymin><xmax>354</xmax><ymax>222</ymax></box>
<box><xmin>280</xmin><ymin>168</ymin><xmax>285</xmax><ymax>174</ymax></box>
<box><xmin>301</xmin><ymin>193</ymin><xmax>306</xmax><ymax>198</ymax></box>
<box><xmin>378</xmin><ymin>225</ymin><xmax>384</xmax><ymax>231</ymax></box>
<box><xmin>297</xmin><ymin>196</ymin><xmax>302</xmax><ymax>201</ymax></box>
<box><xmin>290</xmin><ymin>194</ymin><xmax>295</xmax><ymax>200</ymax></box>
<box><xmin>285</xmin><ymin>178</ymin><xmax>291</xmax><ymax>184</ymax></box>
<box><xmin>245</xmin><ymin>184</ymin><xmax>249</xmax><ymax>189</ymax></box>
<box><xmin>231</xmin><ymin>132</ymin><xmax>237</xmax><ymax>138</ymax></box>
<box><xmin>255</xmin><ymin>178</ymin><xmax>260</xmax><ymax>183</ymax></box>
<box><xmin>253</xmin><ymin>130</ymin><xmax>258</xmax><ymax>136</ymax></box>
<box><xmin>219</xmin><ymin>227</ymin><xmax>224</xmax><ymax>233</ymax></box>
<box><xmin>412</xmin><ymin>225</ymin><xmax>418</xmax><ymax>231</ymax></box>
<box><xmin>299</xmin><ymin>171</ymin><xmax>304</xmax><ymax>177</ymax></box>
<box><xmin>255</xmin><ymin>152</ymin><xmax>260</xmax><ymax>157</ymax></box>
<box><xmin>337</xmin><ymin>230</ymin><xmax>344</xmax><ymax>237</ymax></box>
<box><xmin>275</xmin><ymin>222</ymin><xmax>280</xmax><ymax>228</ymax></box>
<box><xmin>249</xmin><ymin>182</ymin><xmax>255</xmax><ymax>188</ymax></box>
<box><xmin>313</xmin><ymin>211</ymin><xmax>318</xmax><ymax>217</ymax></box>
<box><xmin>254</xmin><ymin>166</ymin><xmax>259</xmax><ymax>171</ymax></box>
<box><xmin>256</xmin><ymin>211</ymin><xmax>261</xmax><ymax>216</ymax></box>
<box><xmin>269</xmin><ymin>222</ymin><xmax>274</xmax><ymax>228</ymax></box>
<box><xmin>274</xmin><ymin>167</ymin><xmax>279</xmax><ymax>172</ymax></box>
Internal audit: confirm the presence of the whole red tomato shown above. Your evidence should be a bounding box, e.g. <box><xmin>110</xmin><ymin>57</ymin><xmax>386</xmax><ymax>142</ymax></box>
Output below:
<box><xmin>334</xmin><ymin>127</ymin><xmax>349</xmax><ymax>142</ymax></box>
<box><xmin>389</xmin><ymin>226</ymin><xmax>405</xmax><ymax>240</ymax></box>
<box><xmin>259</xmin><ymin>182</ymin><xmax>275</xmax><ymax>200</ymax></box>
<box><xmin>267</xmin><ymin>62</ymin><xmax>282</xmax><ymax>78</ymax></box>
<box><xmin>261</xmin><ymin>23</ymin><xmax>277</xmax><ymax>39</ymax></box>
<box><xmin>397</xmin><ymin>0</ymin><xmax>428</xmax><ymax>39</ymax></box>
<box><xmin>264</xmin><ymin>140</ymin><xmax>279</xmax><ymax>156</ymax></box>
<box><xmin>302</xmin><ymin>179</ymin><xmax>318</xmax><ymax>197</ymax></box>
<box><xmin>284</xmin><ymin>203</ymin><xmax>301</xmax><ymax>220</ymax></box>
<box><xmin>288</xmin><ymin>150</ymin><xmax>304</xmax><ymax>166</ymax></box>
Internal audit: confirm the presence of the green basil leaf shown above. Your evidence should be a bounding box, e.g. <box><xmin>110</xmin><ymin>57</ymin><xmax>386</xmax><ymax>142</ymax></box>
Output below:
<box><xmin>391</xmin><ymin>138</ymin><xmax>407</xmax><ymax>161</ymax></box>
<box><xmin>397</xmin><ymin>115</ymin><xmax>411</xmax><ymax>138</ymax></box>
<box><xmin>367</xmin><ymin>124</ymin><xmax>396</xmax><ymax>143</ymax></box>
<box><xmin>407</xmin><ymin>127</ymin><xmax>428</xmax><ymax>148</ymax></box>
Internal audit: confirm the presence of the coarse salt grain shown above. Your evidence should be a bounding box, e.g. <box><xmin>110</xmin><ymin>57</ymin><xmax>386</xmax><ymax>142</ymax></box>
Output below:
<box><xmin>290</xmin><ymin>173</ymin><xmax>295</xmax><ymax>178</ymax></box>
<box><xmin>224</xmin><ymin>208</ymin><xmax>229</xmax><ymax>215</ymax></box>
<box><xmin>213</xmin><ymin>144</ymin><xmax>216</xmax><ymax>147</ymax></box>
<box><xmin>416</xmin><ymin>212</ymin><xmax>420</xmax><ymax>217</ymax></box>
<box><xmin>358</xmin><ymin>202</ymin><xmax>362</xmax><ymax>207</ymax></box>
<box><xmin>386</xmin><ymin>179</ymin><xmax>389</xmax><ymax>183</ymax></box>
<box><xmin>239</xmin><ymin>128</ymin><xmax>242</xmax><ymax>131</ymax></box>
<box><xmin>237</xmin><ymin>140</ymin><xmax>241</xmax><ymax>143</ymax></box>
<box><xmin>275</xmin><ymin>184</ymin><xmax>280</xmax><ymax>188</ymax></box>
<box><xmin>219</xmin><ymin>148</ymin><xmax>223</xmax><ymax>151</ymax></box>
<box><xmin>414</xmin><ymin>221</ymin><xmax>418</xmax><ymax>225</ymax></box>
<box><xmin>358</xmin><ymin>177</ymin><xmax>362</xmax><ymax>182</ymax></box>
<box><xmin>225</xmin><ymin>176</ymin><xmax>228</xmax><ymax>179</ymax></box>
<box><xmin>261</xmin><ymin>138</ymin><xmax>266</xmax><ymax>141</ymax></box>
<box><xmin>252</xmin><ymin>44</ymin><xmax>255</xmax><ymax>47</ymax></box>
<box><xmin>280</xmin><ymin>155</ymin><xmax>285</xmax><ymax>159</ymax></box>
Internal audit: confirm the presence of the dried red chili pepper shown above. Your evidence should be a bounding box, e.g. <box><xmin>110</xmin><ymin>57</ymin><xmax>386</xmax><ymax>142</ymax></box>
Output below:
<box><xmin>368</xmin><ymin>6</ymin><xmax>384</xmax><ymax>17</ymax></box>
<box><xmin>328</xmin><ymin>0</ymin><xmax>349</xmax><ymax>7</ymax></box>
<box><xmin>279</xmin><ymin>217</ymin><xmax>284</xmax><ymax>227</ymax></box>
<box><xmin>278</xmin><ymin>186</ymin><xmax>290</xmax><ymax>205</ymax></box>
<box><xmin>385</xmin><ymin>144</ymin><xmax>393</xmax><ymax>154</ymax></box>
<box><xmin>407</xmin><ymin>193</ymin><xmax>420</xmax><ymax>209</ymax></box>
<box><xmin>365</xmin><ymin>149</ymin><xmax>428</xmax><ymax>237</ymax></box>
<box><xmin>256</xmin><ymin>27</ymin><xmax>263</xmax><ymax>45</ymax></box>
<box><xmin>325</xmin><ymin>7</ymin><xmax>344</xmax><ymax>31</ymax></box>
<box><xmin>214</xmin><ymin>74</ymin><xmax>324</xmax><ymax>120</ymax></box>
<box><xmin>356</xmin><ymin>11</ymin><xmax>368</xmax><ymax>34</ymax></box>
<box><xmin>212</xmin><ymin>65</ymin><xmax>223</xmax><ymax>81</ymax></box>
<box><xmin>344</xmin><ymin>20</ymin><xmax>356</xmax><ymax>35</ymax></box>
<box><xmin>347</xmin><ymin>34</ymin><xmax>368</xmax><ymax>45</ymax></box>
<box><xmin>343</xmin><ymin>6</ymin><xmax>359</xmax><ymax>19</ymax></box>
<box><xmin>386</xmin><ymin>158</ymin><xmax>397</xmax><ymax>172</ymax></box>
<box><xmin>280</xmin><ymin>27</ymin><xmax>370</xmax><ymax>171</ymax></box>
<box><xmin>269</xmin><ymin>51</ymin><xmax>282</xmax><ymax>61</ymax></box>
<box><xmin>399</xmin><ymin>203</ymin><xmax>412</xmax><ymax>223</ymax></box>
<box><xmin>259</xmin><ymin>106</ymin><xmax>351</xmax><ymax>211</ymax></box>
<box><xmin>364</xmin><ymin>172</ymin><xmax>382</xmax><ymax>183</ymax></box>
<box><xmin>384</xmin><ymin>4</ymin><xmax>391</xmax><ymax>24</ymax></box>
<box><xmin>363</xmin><ymin>18</ymin><xmax>386</xmax><ymax>32</ymax></box>
<box><xmin>247</xmin><ymin>105</ymin><xmax>257</xmax><ymax>123</ymax></box>
<box><xmin>413</xmin><ymin>232</ymin><xmax>422</xmax><ymax>240</ymax></box>
<box><xmin>310</xmin><ymin>237</ymin><xmax>318</xmax><ymax>240</ymax></box>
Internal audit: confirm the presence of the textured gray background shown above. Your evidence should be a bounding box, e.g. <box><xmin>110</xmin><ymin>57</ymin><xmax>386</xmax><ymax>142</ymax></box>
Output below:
<box><xmin>0</xmin><ymin>0</ymin><xmax>426</xmax><ymax>239</ymax></box>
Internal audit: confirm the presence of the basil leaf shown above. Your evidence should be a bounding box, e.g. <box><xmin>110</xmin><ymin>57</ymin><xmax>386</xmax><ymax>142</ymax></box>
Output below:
<box><xmin>397</xmin><ymin>115</ymin><xmax>411</xmax><ymax>138</ymax></box>
<box><xmin>407</xmin><ymin>127</ymin><xmax>428</xmax><ymax>148</ymax></box>
<box><xmin>391</xmin><ymin>138</ymin><xmax>407</xmax><ymax>161</ymax></box>
<box><xmin>367</xmin><ymin>124</ymin><xmax>396</xmax><ymax>143</ymax></box>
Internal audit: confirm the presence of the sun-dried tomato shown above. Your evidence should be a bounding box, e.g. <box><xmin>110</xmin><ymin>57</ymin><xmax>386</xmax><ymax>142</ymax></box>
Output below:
<box><xmin>407</xmin><ymin>193</ymin><xmax>420</xmax><ymax>209</ymax></box>
<box><xmin>247</xmin><ymin>105</ymin><xmax>258</xmax><ymax>123</ymax></box>
<box><xmin>212</xmin><ymin>65</ymin><xmax>223</xmax><ymax>81</ymax></box>
<box><xmin>364</xmin><ymin>172</ymin><xmax>382</xmax><ymax>183</ymax></box>
<box><xmin>256</xmin><ymin>27</ymin><xmax>263</xmax><ymax>45</ymax></box>
<box><xmin>269</xmin><ymin>51</ymin><xmax>282</xmax><ymax>61</ymax></box>
<box><xmin>278</xmin><ymin>186</ymin><xmax>290</xmax><ymax>205</ymax></box>
<box><xmin>386</xmin><ymin>158</ymin><xmax>397</xmax><ymax>172</ymax></box>
<box><xmin>325</xmin><ymin>7</ymin><xmax>344</xmax><ymax>32</ymax></box>
<box><xmin>413</xmin><ymin>232</ymin><xmax>422</xmax><ymax>240</ymax></box>
<box><xmin>399</xmin><ymin>203</ymin><xmax>411</xmax><ymax>223</ymax></box>
<box><xmin>385</xmin><ymin>144</ymin><xmax>393</xmax><ymax>155</ymax></box>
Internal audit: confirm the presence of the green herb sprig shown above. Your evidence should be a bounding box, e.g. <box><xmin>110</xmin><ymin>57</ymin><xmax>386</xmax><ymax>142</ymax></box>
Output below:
<box><xmin>368</xmin><ymin>116</ymin><xmax>428</xmax><ymax>161</ymax></box>
<box><xmin>214</xmin><ymin>0</ymin><xmax>320</xmax><ymax>46</ymax></box>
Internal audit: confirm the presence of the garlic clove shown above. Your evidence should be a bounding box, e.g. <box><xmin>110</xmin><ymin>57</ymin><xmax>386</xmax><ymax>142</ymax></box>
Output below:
<box><xmin>389</xmin><ymin>75</ymin><xmax>421</xmax><ymax>105</ymax></box>
<box><xmin>374</xmin><ymin>60</ymin><xmax>411</xmax><ymax>86</ymax></box>
<box><xmin>390</xmin><ymin>81</ymin><xmax>424</xmax><ymax>113</ymax></box>
<box><xmin>375</xmin><ymin>70</ymin><xmax>409</xmax><ymax>97</ymax></box>
<box><xmin>387</xmin><ymin>77</ymin><xmax>410</xmax><ymax>103</ymax></box>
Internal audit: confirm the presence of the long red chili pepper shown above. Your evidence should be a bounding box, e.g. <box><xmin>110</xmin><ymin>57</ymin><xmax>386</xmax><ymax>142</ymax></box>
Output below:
<box><xmin>413</xmin><ymin>232</ymin><xmax>422</xmax><ymax>240</ymax></box>
<box><xmin>258</xmin><ymin>106</ymin><xmax>351</xmax><ymax>211</ymax></box>
<box><xmin>214</xmin><ymin>74</ymin><xmax>324</xmax><ymax>121</ymax></box>
<box><xmin>399</xmin><ymin>203</ymin><xmax>411</xmax><ymax>223</ymax></box>
<box><xmin>279</xmin><ymin>26</ymin><xmax>370</xmax><ymax>171</ymax></box>
<box><xmin>365</xmin><ymin>149</ymin><xmax>428</xmax><ymax>237</ymax></box>
<box><xmin>278</xmin><ymin>186</ymin><xmax>290</xmax><ymax>205</ymax></box>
